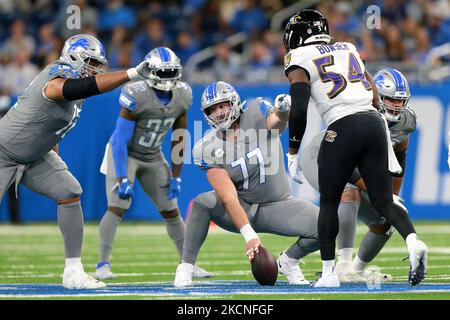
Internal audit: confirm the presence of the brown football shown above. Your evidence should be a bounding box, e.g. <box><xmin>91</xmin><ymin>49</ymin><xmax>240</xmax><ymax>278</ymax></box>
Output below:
<box><xmin>251</xmin><ymin>246</ymin><xmax>278</xmax><ymax>286</ymax></box>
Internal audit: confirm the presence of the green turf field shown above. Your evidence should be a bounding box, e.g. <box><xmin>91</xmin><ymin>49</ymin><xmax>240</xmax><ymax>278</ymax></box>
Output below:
<box><xmin>0</xmin><ymin>221</ymin><xmax>449</xmax><ymax>300</ymax></box>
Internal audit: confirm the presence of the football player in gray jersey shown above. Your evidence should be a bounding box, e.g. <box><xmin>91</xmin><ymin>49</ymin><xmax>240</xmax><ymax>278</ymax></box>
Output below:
<box><xmin>300</xmin><ymin>68</ymin><xmax>417</xmax><ymax>283</ymax></box>
<box><xmin>0</xmin><ymin>34</ymin><xmax>156</xmax><ymax>289</ymax></box>
<box><xmin>95</xmin><ymin>47</ymin><xmax>211</xmax><ymax>280</ymax></box>
<box><xmin>174</xmin><ymin>81</ymin><xmax>321</xmax><ymax>287</ymax></box>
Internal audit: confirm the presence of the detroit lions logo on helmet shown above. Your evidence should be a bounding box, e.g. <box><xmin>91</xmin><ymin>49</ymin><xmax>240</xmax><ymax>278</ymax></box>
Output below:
<box><xmin>69</xmin><ymin>38</ymin><xmax>90</xmax><ymax>52</ymax></box>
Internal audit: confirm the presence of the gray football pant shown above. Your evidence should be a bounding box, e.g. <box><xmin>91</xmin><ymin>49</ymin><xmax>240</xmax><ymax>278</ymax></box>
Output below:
<box><xmin>0</xmin><ymin>150</ymin><xmax>83</xmax><ymax>258</ymax></box>
<box><xmin>182</xmin><ymin>191</ymin><xmax>320</xmax><ymax>265</ymax></box>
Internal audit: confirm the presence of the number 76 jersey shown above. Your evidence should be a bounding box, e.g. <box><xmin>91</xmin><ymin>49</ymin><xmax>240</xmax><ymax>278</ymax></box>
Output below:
<box><xmin>284</xmin><ymin>42</ymin><xmax>375</xmax><ymax>126</ymax></box>
<box><xmin>118</xmin><ymin>80</ymin><xmax>192</xmax><ymax>162</ymax></box>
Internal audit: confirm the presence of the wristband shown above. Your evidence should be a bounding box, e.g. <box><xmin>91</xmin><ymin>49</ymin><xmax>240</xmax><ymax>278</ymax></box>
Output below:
<box><xmin>240</xmin><ymin>224</ymin><xmax>258</xmax><ymax>242</ymax></box>
<box><xmin>126</xmin><ymin>68</ymin><xmax>139</xmax><ymax>81</ymax></box>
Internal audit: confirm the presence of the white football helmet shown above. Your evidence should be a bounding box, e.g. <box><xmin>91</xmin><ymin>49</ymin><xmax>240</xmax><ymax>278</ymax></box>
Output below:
<box><xmin>201</xmin><ymin>81</ymin><xmax>244</xmax><ymax>130</ymax></box>
<box><xmin>60</xmin><ymin>34</ymin><xmax>107</xmax><ymax>78</ymax></box>
<box><xmin>373</xmin><ymin>68</ymin><xmax>410</xmax><ymax>122</ymax></box>
<box><xmin>144</xmin><ymin>47</ymin><xmax>182</xmax><ymax>91</ymax></box>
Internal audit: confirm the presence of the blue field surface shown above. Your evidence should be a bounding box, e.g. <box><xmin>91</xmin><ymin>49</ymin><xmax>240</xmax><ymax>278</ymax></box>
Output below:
<box><xmin>1</xmin><ymin>281</ymin><xmax>450</xmax><ymax>298</ymax></box>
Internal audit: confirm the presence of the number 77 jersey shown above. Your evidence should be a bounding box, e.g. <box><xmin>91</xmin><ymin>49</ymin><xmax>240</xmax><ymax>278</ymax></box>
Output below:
<box><xmin>284</xmin><ymin>42</ymin><xmax>375</xmax><ymax>126</ymax></box>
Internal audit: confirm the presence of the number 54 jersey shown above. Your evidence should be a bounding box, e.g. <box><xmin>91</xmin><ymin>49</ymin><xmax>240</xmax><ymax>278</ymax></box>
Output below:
<box><xmin>284</xmin><ymin>42</ymin><xmax>375</xmax><ymax>126</ymax></box>
<box><xmin>118</xmin><ymin>80</ymin><xmax>192</xmax><ymax>162</ymax></box>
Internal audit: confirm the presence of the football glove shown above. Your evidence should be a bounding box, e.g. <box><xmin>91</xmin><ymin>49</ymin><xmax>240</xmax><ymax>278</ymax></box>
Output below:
<box><xmin>167</xmin><ymin>177</ymin><xmax>182</xmax><ymax>200</ymax></box>
<box><xmin>127</xmin><ymin>60</ymin><xmax>156</xmax><ymax>80</ymax></box>
<box><xmin>274</xmin><ymin>94</ymin><xmax>291</xmax><ymax>112</ymax></box>
<box><xmin>286</xmin><ymin>152</ymin><xmax>303</xmax><ymax>184</ymax></box>
<box><xmin>116</xmin><ymin>178</ymin><xmax>134</xmax><ymax>200</ymax></box>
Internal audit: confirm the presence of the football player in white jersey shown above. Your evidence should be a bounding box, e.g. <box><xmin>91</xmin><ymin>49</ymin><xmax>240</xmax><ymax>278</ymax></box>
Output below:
<box><xmin>283</xmin><ymin>9</ymin><xmax>428</xmax><ymax>287</ymax></box>
<box><xmin>300</xmin><ymin>68</ymin><xmax>418</xmax><ymax>283</ymax></box>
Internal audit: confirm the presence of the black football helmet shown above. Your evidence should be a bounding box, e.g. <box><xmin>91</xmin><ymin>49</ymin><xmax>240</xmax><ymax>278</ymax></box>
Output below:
<box><xmin>283</xmin><ymin>9</ymin><xmax>331</xmax><ymax>52</ymax></box>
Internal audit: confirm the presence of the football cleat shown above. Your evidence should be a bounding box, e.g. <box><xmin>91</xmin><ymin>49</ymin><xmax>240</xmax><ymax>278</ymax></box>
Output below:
<box><xmin>174</xmin><ymin>262</ymin><xmax>194</xmax><ymax>288</ymax></box>
<box><xmin>311</xmin><ymin>271</ymin><xmax>340</xmax><ymax>288</ymax></box>
<box><xmin>95</xmin><ymin>262</ymin><xmax>117</xmax><ymax>280</ymax></box>
<box><xmin>63</xmin><ymin>263</ymin><xmax>106</xmax><ymax>289</ymax></box>
<box><xmin>277</xmin><ymin>252</ymin><xmax>309</xmax><ymax>285</ymax></box>
<box><xmin>192</xmin><ymin>265</ymin><xmax>214</xmax><ymax>279</ymax></box>
<box><xmin>408</xmin><ymin>240</ymin><xmax>428</xmax><ymax>286</ymax></box>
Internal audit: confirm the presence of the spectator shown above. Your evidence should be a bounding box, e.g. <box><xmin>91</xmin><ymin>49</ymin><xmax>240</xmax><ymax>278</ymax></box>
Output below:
<box><xmin>229</xmin><ymin>0</ymin><xmax>268</xmax><ymax>36</ymax></box>
<box><xmin>212</xmin><ymin>42</ymin><xmax>241</xmax><ymax>83</ymax></box>
<box><xmin>108</xmin><ymin>26</ymin><xmax>141</xmax><ymax>69</ymax></box>
<box><xmin>1</xmin><ymin>47</ymin><xmax>38</xmax><ymax>97</ymax></box>
<box><xmin>244</xmin><ymin>39</ymin><xmax>274</xmax><ymax>83</ymax></box>
<box><xmin>262</xmin><ymin>30</ymin><xmax>284</xmax><ymax>65</ymax></box>
<box><xmin>35</xmin><ymin>23</ymin><xmax>62</xmax><ymax>67</ymax></box>
<box><xmin>134</xmin><ymin>19</ymin><xmax>171</xmax><ymax>58</ymax></box>
<box><xmin>192</xmin><ymin>0</ymin><xmax>230</xmax><ymax>48</ymax></box>
<box><xmin>0</xmin><ymin>19</ymin><xmax>36</xmax><ymax>64</ymax></box>
<box><xmin>97</xmin><ymin>0</ymin><xmax>136</xmax><ymax>32</ymax></box>
<box><xmin>174</xmin><ymin>31</ymin><xmax>200</xmax><ymax>64</ymax></box>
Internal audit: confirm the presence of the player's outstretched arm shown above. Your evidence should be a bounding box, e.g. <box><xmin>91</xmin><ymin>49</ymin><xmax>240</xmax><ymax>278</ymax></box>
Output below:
<box><xmin>44</xmin><ymin>61</ymin><xmax>152</xmax><ymax>101</ymax></box>
<box><xmin>206</xmin><ymin>167</ymin><xmax>261</xmax><ymax>261</ymax></box>
<box><xmin>287</xmin><ymin>67</ymin><xmax>311</xmax><ymax>155</ymax></box>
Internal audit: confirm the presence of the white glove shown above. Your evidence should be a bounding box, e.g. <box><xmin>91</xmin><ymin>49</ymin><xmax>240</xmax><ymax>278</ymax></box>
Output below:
<box><xmin>393</xmin><ymin>194</ymin><xmax>408</xmax><ymax>213</ymax></box>
<box><xmin>286</xmin><ymin>152</ymin><xmax>303</xmax><ymax>184</ymax></box>
<box><xmin>274</xmin><ymin>94</ymin><xmax>291</xmax><ymax>112</ymax></box>
<box><xmin>127</xmin><ymin>60</ymin><xmax>155</xmax><ymax>80</ymax></box>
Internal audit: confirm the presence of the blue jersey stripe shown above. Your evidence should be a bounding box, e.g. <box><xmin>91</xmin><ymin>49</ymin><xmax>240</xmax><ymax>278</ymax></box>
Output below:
<box><xmin>157</xmin><ymin>47</ymin><xmax>170</xmax><ymax>63</ymax></box>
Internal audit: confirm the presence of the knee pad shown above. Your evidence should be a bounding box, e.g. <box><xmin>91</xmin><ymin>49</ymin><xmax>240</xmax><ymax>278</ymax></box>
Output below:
<box><xmin>55</xmin><ymin>176</ymin><xmax>83</xmax><ymax>202</ymax></box>
<box><xmin>193</xmin><ymin>192</ymin><xmax>218</xmax><ymax>210</ymax></box>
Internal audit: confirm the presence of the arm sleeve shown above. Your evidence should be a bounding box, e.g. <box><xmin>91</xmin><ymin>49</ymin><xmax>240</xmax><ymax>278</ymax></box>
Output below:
<box><xmin>111</xmin><ymin>116</ymin><xmax>136</xmax><ymax>178</ymax></box>
<box><xmin>289</xmin><ymin>82</ymin><xmax>311</xmax><ymax>150</ymax></box>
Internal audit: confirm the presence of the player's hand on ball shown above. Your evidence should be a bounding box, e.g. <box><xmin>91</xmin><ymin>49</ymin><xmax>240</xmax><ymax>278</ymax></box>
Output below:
<box><xmin>246</xmin><ymin>238</ymin><xmax>261</xmax><ymax>262</ymax></box>
<box><xmin>167</xmin><ymin>177</ymin><xmax>182</xmax><ymax>200</ymax></box>
<box><xmin>274</xmin><ymin>94</ymin><xmax>291</xmax><ymax>112</ymax></box>
<box><xmin>117</xmin><ymin>178</ymin><xmax>134</xmax><ymax>200</ymax></box>
<box><xmin>286</xmin><ymin>153</ymin><xmax>303</xmax><ymax>184</ymax></box>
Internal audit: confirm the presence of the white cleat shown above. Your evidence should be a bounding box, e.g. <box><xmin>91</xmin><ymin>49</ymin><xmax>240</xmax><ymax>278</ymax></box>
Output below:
<box><xmin>174</xmin><ymin>263</ymin><xmax>194</xmax><ymax>288</ymax></box>
<box><xmin>311</xmin><ymin>272</ymin><xmax>340</xmax><ymax>288</ymax></box>
<box><xmin>63</xmin><ymin>263</ymin><xmax>106</xmax><ymax>289</ymax></box>
<box><xmin>95</xmin><ymin>263</ymin><xmax>117</xmax><ymax>280</ymax></box>
<box><xmin>193</xmin><ymin>265</ymin><xmax>214</xmax><ymax>278</ymax></box>
<box><xmin>277</xmin><ymin>252</ymin><xmax>310</xmax><ymax>285</ymax></box>
<box><xmin>408</xmin><ymin>240</ymin><xmax>428</xmax><ymax>286</ymax></box>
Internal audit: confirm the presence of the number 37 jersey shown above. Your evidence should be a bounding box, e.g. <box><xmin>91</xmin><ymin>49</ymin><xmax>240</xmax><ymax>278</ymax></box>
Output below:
<box><xmin>284</xmin><ymin>42</ymin><xmax>375</xmax><ymax>126</ymax></box>
<box><xmin>118</xmin><ymin>80</ymin><xmax>192</xmax><ymax>162</ymax></box>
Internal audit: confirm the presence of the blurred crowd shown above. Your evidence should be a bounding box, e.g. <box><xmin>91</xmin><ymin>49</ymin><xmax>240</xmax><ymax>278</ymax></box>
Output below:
<box><xmin>0</xmin><ymin>0</ymin><xmax>450</xmax><ymax>97</ymax></box>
